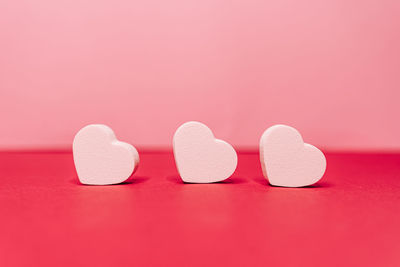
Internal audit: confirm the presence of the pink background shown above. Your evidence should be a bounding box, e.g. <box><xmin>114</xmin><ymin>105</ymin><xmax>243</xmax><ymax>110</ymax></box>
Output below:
<box><xmin>1</xmin><ymin>0</ymin><xmax>399</xmax><ymax>150</ymax></box>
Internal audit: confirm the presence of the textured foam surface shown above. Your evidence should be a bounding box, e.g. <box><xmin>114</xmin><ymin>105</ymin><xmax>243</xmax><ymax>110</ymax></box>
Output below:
<box><xmin>173</xmin><ymin>121</ymin><xmax>237</xmax><ymax>183</ymax></box>
<box><xmin>73</xmin><ymin>124</ymin><xmax>139</xmax><ymax>185</ymax></box>
<box><xmin>260</xmin><ymin>125</ymin><xmax>326</xmax><ymax>187</ymax></box>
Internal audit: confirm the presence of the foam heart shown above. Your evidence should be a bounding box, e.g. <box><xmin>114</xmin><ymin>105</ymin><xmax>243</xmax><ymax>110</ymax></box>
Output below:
<box><xmin>73</xmin><ymin>124</ymin><xmax>139</xmax><ymax>185</ymax></box>
<box><xmin>260</xmin><ymin>124</ymin><xmax>326</xmax><ymax>187</ymax></box>
<box><xmin>173</xmin><ymin>121</ymin><xmax>237</xmax><ymax>183</ymax></box>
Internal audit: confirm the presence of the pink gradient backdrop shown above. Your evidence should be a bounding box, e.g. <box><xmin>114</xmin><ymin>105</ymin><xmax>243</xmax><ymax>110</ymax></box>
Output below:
<box><xmin>0</xmin><ymin>0</ymin><xmax>399</xmax><ymax>150</ymax></box>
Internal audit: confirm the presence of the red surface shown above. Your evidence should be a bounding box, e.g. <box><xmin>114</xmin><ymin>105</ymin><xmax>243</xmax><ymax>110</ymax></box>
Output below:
<box><xmin>0</xmin><ymin>151</ymin><xmax>400</xmax><ymax>266</ymax></box>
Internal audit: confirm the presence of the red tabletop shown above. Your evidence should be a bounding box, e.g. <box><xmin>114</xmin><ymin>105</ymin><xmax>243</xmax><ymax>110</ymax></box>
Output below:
<box><xmin>0</xmin><ymin>150</ymin><xmax>399</xmax><ymax>266</ymax></box>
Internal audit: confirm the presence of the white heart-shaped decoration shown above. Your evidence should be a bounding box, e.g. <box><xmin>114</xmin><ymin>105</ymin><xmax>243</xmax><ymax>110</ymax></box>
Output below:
<box><xmin>73</xmin><ymin>124</ymin><xmax>139</xmax><ymax>185</ymax></box>
<box><xmin>260</xmin><ymin>124</ymin><xmax>326</xmax><ymax>187</ymax></box>
<box><xmin>173</xmin><ymin>121</ymin><xmax>238</xmax><ymax>183</ymax></box>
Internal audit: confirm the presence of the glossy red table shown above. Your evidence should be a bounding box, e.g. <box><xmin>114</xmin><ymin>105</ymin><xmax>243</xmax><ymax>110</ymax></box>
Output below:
<box><xmin>0</xmin><ymin>150</ymin><xmax>399</xmax><ymax>266</ymax></box>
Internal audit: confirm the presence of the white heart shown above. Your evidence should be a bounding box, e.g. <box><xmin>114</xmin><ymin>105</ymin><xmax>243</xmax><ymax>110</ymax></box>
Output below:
<box><xmin>73</xmin><ymin>124</ymin><xmax>139</xmax><ymax>185</ymax></box>
<box><xmin>173</xmin><ymin>121</ymin><xmax>238</xmax><ymax>183</ymax></box>
<box><xmin>260</xmin><ymin>125</ymin><xmax>326</xmax><ymax>187</ymax></box>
